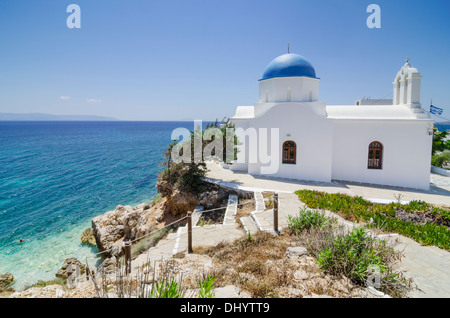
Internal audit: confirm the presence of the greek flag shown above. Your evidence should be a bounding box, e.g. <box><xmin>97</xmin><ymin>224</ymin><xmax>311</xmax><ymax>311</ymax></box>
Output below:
<box><xmin>430</xmin><ymin>105</ymin><xmax>444</xmax><ymax>115</ymax></box>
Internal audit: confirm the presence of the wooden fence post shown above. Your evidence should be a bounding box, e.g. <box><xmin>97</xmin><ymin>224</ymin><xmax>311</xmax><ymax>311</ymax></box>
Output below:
<box><xmin>124</xmin><ymin>239</ymin><xmax>132</xmax><ymax>274</ymax></box>
<box><xmin>187</xmin><ymin>211</ymin><xmax>193</xmax><ymax>254</ymax></box>
<box><xmin>86</xmin><ymin>264</ymin><xmax>90</xmax><ymax>281</ymax></box>
<box><xmin>273</xmin><ymin>193</ymin><xmax>279</xmax><ymax>234</ymax></box>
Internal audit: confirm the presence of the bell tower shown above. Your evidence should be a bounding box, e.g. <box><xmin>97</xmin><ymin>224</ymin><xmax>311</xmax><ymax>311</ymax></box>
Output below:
<box><xmin>393</xmin><ymin>57</ymin><xmax>422</xmax><ymax>107</ymax></box>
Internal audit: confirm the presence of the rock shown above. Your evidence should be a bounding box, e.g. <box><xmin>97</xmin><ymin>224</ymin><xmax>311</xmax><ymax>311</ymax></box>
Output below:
<box><xmin>91</xmin><ymin>205</ymin><xmax>131</xmax><ymax>252</ymax></box>
<box><xmin>293</xmin><ymin>270</ymin><xmax>310</xmax><ymax>281</ymax></box>
<box><xmin>288</xmin><ymin>287</ymin><xmax>303</xmax><ymax>298</ymax></box>
<box><xmin>55</xmin><ymin>258</ymin><xmax>86</xmax><ymax>280</ymax></box>
<box><xmin>304</xmin><ymin>293</ymin><xmax>334</xmax><ymax>298</ymax></box>
<box><xmin>214</xmin><ymin>285</ymin><xmax>251</xmax><ymax>298</ymax></box>
<box><xmin>197</xmin><ymin>189</ymin><xmax>228</xmax><ymax>209</ymax></box>
<box><xmin>285</xmin><ymin>246</ymin><xmax>308</xmax><ymax>258</ymax></box>
<box><xmin>10</xmin><ymin>284</ymin><xmax>67</xmax><ymax>298</ymax></box>
<box><xmin>98</xmin><ymin>257</ymin><xmax>117</xmax><ymax>275</ymax></box>
<box><xmin>91</xmin><ymin>201</ymin><xmax>166</xmax><ymax>256</ymax></box>
<box><xmin>156</xmin><ymin>180</ymin><xmax>198</xmax><ymax>215</ymax></box>
<box><xmin>0</xmin><ymin>273</ymin><xmax>14</xmax><ymax>291</ymax></box>
<box><xmin>80</xmin><ymin>228</ymin><xmax>96</xmax><ymax>246</ymax></box>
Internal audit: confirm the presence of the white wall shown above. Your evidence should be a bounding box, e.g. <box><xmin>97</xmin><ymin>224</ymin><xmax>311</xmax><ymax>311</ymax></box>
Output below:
<box><xmin>258</xmin><ymin>77</ymin><xmax>319</xmax><ymax>103</ymax></box>
<box><xmin>331</xmin><ymin>120</ymin><xmax>433</xmax><ymax>190</ymax></box>
<box><xmin>235</xmin><ymin>103</ymin><xmax>333</xmax><ymax>183</ymax></box>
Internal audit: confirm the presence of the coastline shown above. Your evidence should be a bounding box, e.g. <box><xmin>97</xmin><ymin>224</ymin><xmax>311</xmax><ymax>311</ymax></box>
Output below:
<box><xmin>1</xmin><ymin>194</ymin><xmax>160</xmax><ymax>292</ymax></box>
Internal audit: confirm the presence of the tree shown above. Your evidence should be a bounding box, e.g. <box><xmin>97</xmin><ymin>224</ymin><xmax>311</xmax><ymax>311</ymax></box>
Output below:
<box><xmin>432</xmin><ymin>126</ymin><xmax>450</xmax><ymax>156</ymax></box>
<box><xmin>158</xmin><ymin>119</ymin><xmax>239</xmax><ymax>192</ymax></box>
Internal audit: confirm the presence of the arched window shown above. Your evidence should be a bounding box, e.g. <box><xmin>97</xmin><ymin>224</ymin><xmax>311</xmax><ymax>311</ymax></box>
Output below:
<box><xmin>368</xmin><ymin>141</ymin><xmax>383</xmax><ymax>169</ymax></box>
<box><xmin>282</xmin><ymin>141</ymin><xmax>296</xmax><ymax>164</ymax></box>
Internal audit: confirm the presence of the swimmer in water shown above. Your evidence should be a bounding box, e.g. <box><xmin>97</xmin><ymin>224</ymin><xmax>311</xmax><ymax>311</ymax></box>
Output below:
<box><xmin>18</xmin><ymin>238</ymin><xmax>25</xmax><ymax>243</ymax></box>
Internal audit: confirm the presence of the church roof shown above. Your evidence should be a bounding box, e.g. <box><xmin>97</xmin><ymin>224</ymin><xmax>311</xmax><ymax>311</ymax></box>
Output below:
<box><xmin>326</xmin><ymin>105</ymin><xmax>429</xmax><ymax>120</ymax></box>
<box><xmin>260</xmin><ymin>53</ymin><xmax>317</xmax><ymax>81</ymax></box>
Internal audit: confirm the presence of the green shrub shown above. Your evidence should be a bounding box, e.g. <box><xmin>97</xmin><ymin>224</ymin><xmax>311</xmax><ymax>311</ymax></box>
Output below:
<box><xmin>287</xmin><ymin>207</ymin><xmax>331</xmax><ymax>234</ymax></box>
<box><xmin>431</xmin><ymin>151</ymin><xmax>450</xmax><ymax>168</ymax></box>
<box><xmin>296</xmin><ymin>190</ymin><xmax>450</xmax><ymax>251</ymax></box>
<box><xmin>198</xmin><ymin>275</ymin><xmax>215</xmax><ymax>298</ymax></box>
<box><xmin>151</xmin><ymin>277</ymin><xmax>183</xmax><ymax>298</ymax></box>
<box><xmin>304</xmin><ymin>226</ymin><xmax>409</xmax><ymax>296</ymax></box>
<box><xmin>316</xmin><ymin>227</ymin><xmax>386</xmax><ymax>283</ymax></box>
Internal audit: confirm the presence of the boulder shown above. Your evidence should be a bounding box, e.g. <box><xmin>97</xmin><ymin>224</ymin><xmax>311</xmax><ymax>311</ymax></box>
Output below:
<box><xmin>80</xmin><ymin>228</ymin><xmax>96</xmax><ymax>246</ymax></box>
<box><xmin>214</xmin><ymin>285</ymin><xmax>251</xmax><ymax>298</ymax></box>
<box><xmin>0</xmin><ymin>273</ymin><xmax>14</xmax><ymax>291</ymax></box>
<box><xmin>55</xmin><ymin>258</ymin><xmax>86</xmax><ymax>280</ymax></box>
<box><xmin>156</xmin><ymin>180</ymin><xmax>198</xmax><ymax>215</ymax></box>
<box><xmin>285</xmin><ymin>246</ymin><xmax>308</xmax><ymax>258</ymax></box>
<box><xmin>98</xmin><ymin>257</ymin><xmax>117</xmax><ymax>275</ymax></box>
<box><xmin>91</xmin><ymin>205</ymin><xmax>132</xmax><ymax>252</ymax></box>
<box><xmin>91</xmin><ymin>200</ymin><xmax>167</xmax><ymax>257</ymax></box>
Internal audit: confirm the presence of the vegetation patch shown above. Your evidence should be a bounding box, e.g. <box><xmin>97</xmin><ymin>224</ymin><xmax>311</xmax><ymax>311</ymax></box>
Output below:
<box><xmin>195</xmin><ymin>231</ymin><xmax>293</xmax><ymax>298</ymax></box>
<box><xmin>431</xmin><ymin>126</ymin><xmax>450</xmax><ymax>169</ymax></box>
<box><xmin>288</xmin><ymin>209</ymin><xmax>412</xmax><ymax>297</ymax></box>
<box><xmin>25</xmin><ymin>278</ymin><xmax>66</xmax><ymax>290</ymax></box>
<box><xmin>262</xmin><ymin>192</ymin><xmax>275</xmax><ymax>210</ymax></box>
<box><xmin>296</xmin><ymin>190</ymin><xmax>450</xmax><ymax>250</ymax></box>
<box><xmin>287</xmin><ymin>208</ymin><xmax>334</xmax><ymax>234</ymax></box>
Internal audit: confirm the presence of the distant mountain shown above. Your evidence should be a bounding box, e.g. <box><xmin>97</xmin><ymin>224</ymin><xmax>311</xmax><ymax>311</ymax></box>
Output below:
<box><xmin>0</xmin><ymin>113</ymin><xmax>118</xmax><ymax>121</ymax></box>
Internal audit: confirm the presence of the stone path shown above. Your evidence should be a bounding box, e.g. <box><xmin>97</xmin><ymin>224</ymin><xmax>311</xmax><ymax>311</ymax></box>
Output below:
<box><xmin>223</xmin><ymin>194</ymin><xmax>238</xmax><ymax>225</ymax></box>
<box><xmin>393</xmin><ymin>235</ymin><xmax>450</xmax><ymax>298</ymax></box>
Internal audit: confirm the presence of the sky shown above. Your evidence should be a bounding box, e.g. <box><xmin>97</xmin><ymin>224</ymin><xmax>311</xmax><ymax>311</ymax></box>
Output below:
<box><xmin>0</xmin><ymin>0</ymin><xmax>449</xmax><ymax>121</ymax></box>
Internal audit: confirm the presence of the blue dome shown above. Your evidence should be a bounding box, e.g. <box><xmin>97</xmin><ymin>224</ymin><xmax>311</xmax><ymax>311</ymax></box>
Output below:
<box><xmin>260</xmin><ymin>53</ymin><xmax>317</xmax><ymax>81</ymax></box>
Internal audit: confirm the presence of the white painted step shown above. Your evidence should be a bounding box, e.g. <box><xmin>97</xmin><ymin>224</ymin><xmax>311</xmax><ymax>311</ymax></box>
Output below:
<box><xmin>240</xmin><ymin>216</ymin><xmax>259</xmax><ymax>235</ymax></box>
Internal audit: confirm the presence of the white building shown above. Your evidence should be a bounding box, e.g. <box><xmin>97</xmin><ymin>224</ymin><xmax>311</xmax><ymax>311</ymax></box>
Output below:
<box><xmin>230</xmin><ymin>53</ymin><xmax>434</xmax><ymax>190</ymax></box>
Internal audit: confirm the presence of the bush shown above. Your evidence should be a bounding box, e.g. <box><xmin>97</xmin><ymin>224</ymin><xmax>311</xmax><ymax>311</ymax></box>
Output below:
<box><xmin>287</xmin><ymin>208</ymin><xmax>331</xmax><ymax>234</ymax></box>
<box><xmin>151</xmin><ymin>277</ymin><xmax>184</xmax><ymax>298</ymax></box>
<box><xmin>431</xmin><ymin>151</ymin><xmax>450</xmax><ymax>168</ymax></box>
<box><xmin>300</xmin><ymin>226</ymin><xmax>410</xmax><ymax>297</ymax></box>
<box><xmin>198</xmin><ymin>275</ymin><xmax>215</xmax><ymax>298</ymax></box>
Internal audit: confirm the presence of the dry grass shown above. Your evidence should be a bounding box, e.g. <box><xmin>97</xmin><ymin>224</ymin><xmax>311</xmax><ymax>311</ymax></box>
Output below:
<box><xmin>194</xmin><ymin>231</ymin><xmax>291</xmax><ymax>297</ymax></box>
<box><xmin>262</xmin><ymin>192</ymin><xmax>275</xmax><ymax>210</ymax></box>
<box><xmin>235</xmin><ymin>198</ymin><xmax>255</xmax><ymax>219</ymax></box>
<box><xmin>262</xmin><ymin>191</ymin><xmax>275</xmax><ymax>199</ymax></box>
<box><xmin>194</xmin><ymin>230</ymin><xmax>360</xmax><ymax>298</ymax></box>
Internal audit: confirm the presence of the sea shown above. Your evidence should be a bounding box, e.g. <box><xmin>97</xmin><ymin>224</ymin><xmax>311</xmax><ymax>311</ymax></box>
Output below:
<box><xmin>0</xmin><ymin>121</ymin><xmax>202</xmax><ymax>290</ymax></box>
<box><xmin>435</xmin><ymin>122</ymin><xmax>450</xmax><ymax>132</ymax></box>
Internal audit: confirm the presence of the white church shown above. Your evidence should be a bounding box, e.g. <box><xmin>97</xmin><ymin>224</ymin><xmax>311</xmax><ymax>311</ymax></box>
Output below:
<box><xmin>230</xmin><ymin>53</ymin><xmax>434</xmax><ymax>190</ymax></box>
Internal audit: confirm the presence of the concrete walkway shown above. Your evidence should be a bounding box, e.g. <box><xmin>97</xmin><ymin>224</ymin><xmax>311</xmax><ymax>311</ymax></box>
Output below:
<box><xmin>393</xmin><ymin>235</ymin><xmax>450</xmax><ymax>298</ymax></box>
<box><xmin>207</xmin><ymin>162</ymin><xmax>450</xmax><ymax>206</ymax></box>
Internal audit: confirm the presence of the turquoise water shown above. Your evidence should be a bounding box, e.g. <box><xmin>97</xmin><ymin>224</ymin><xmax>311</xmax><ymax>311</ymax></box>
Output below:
<box><xmin>0</xmin><ymin>121</ymin><xmax>196</xmax><ymax>290</ymax></box>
